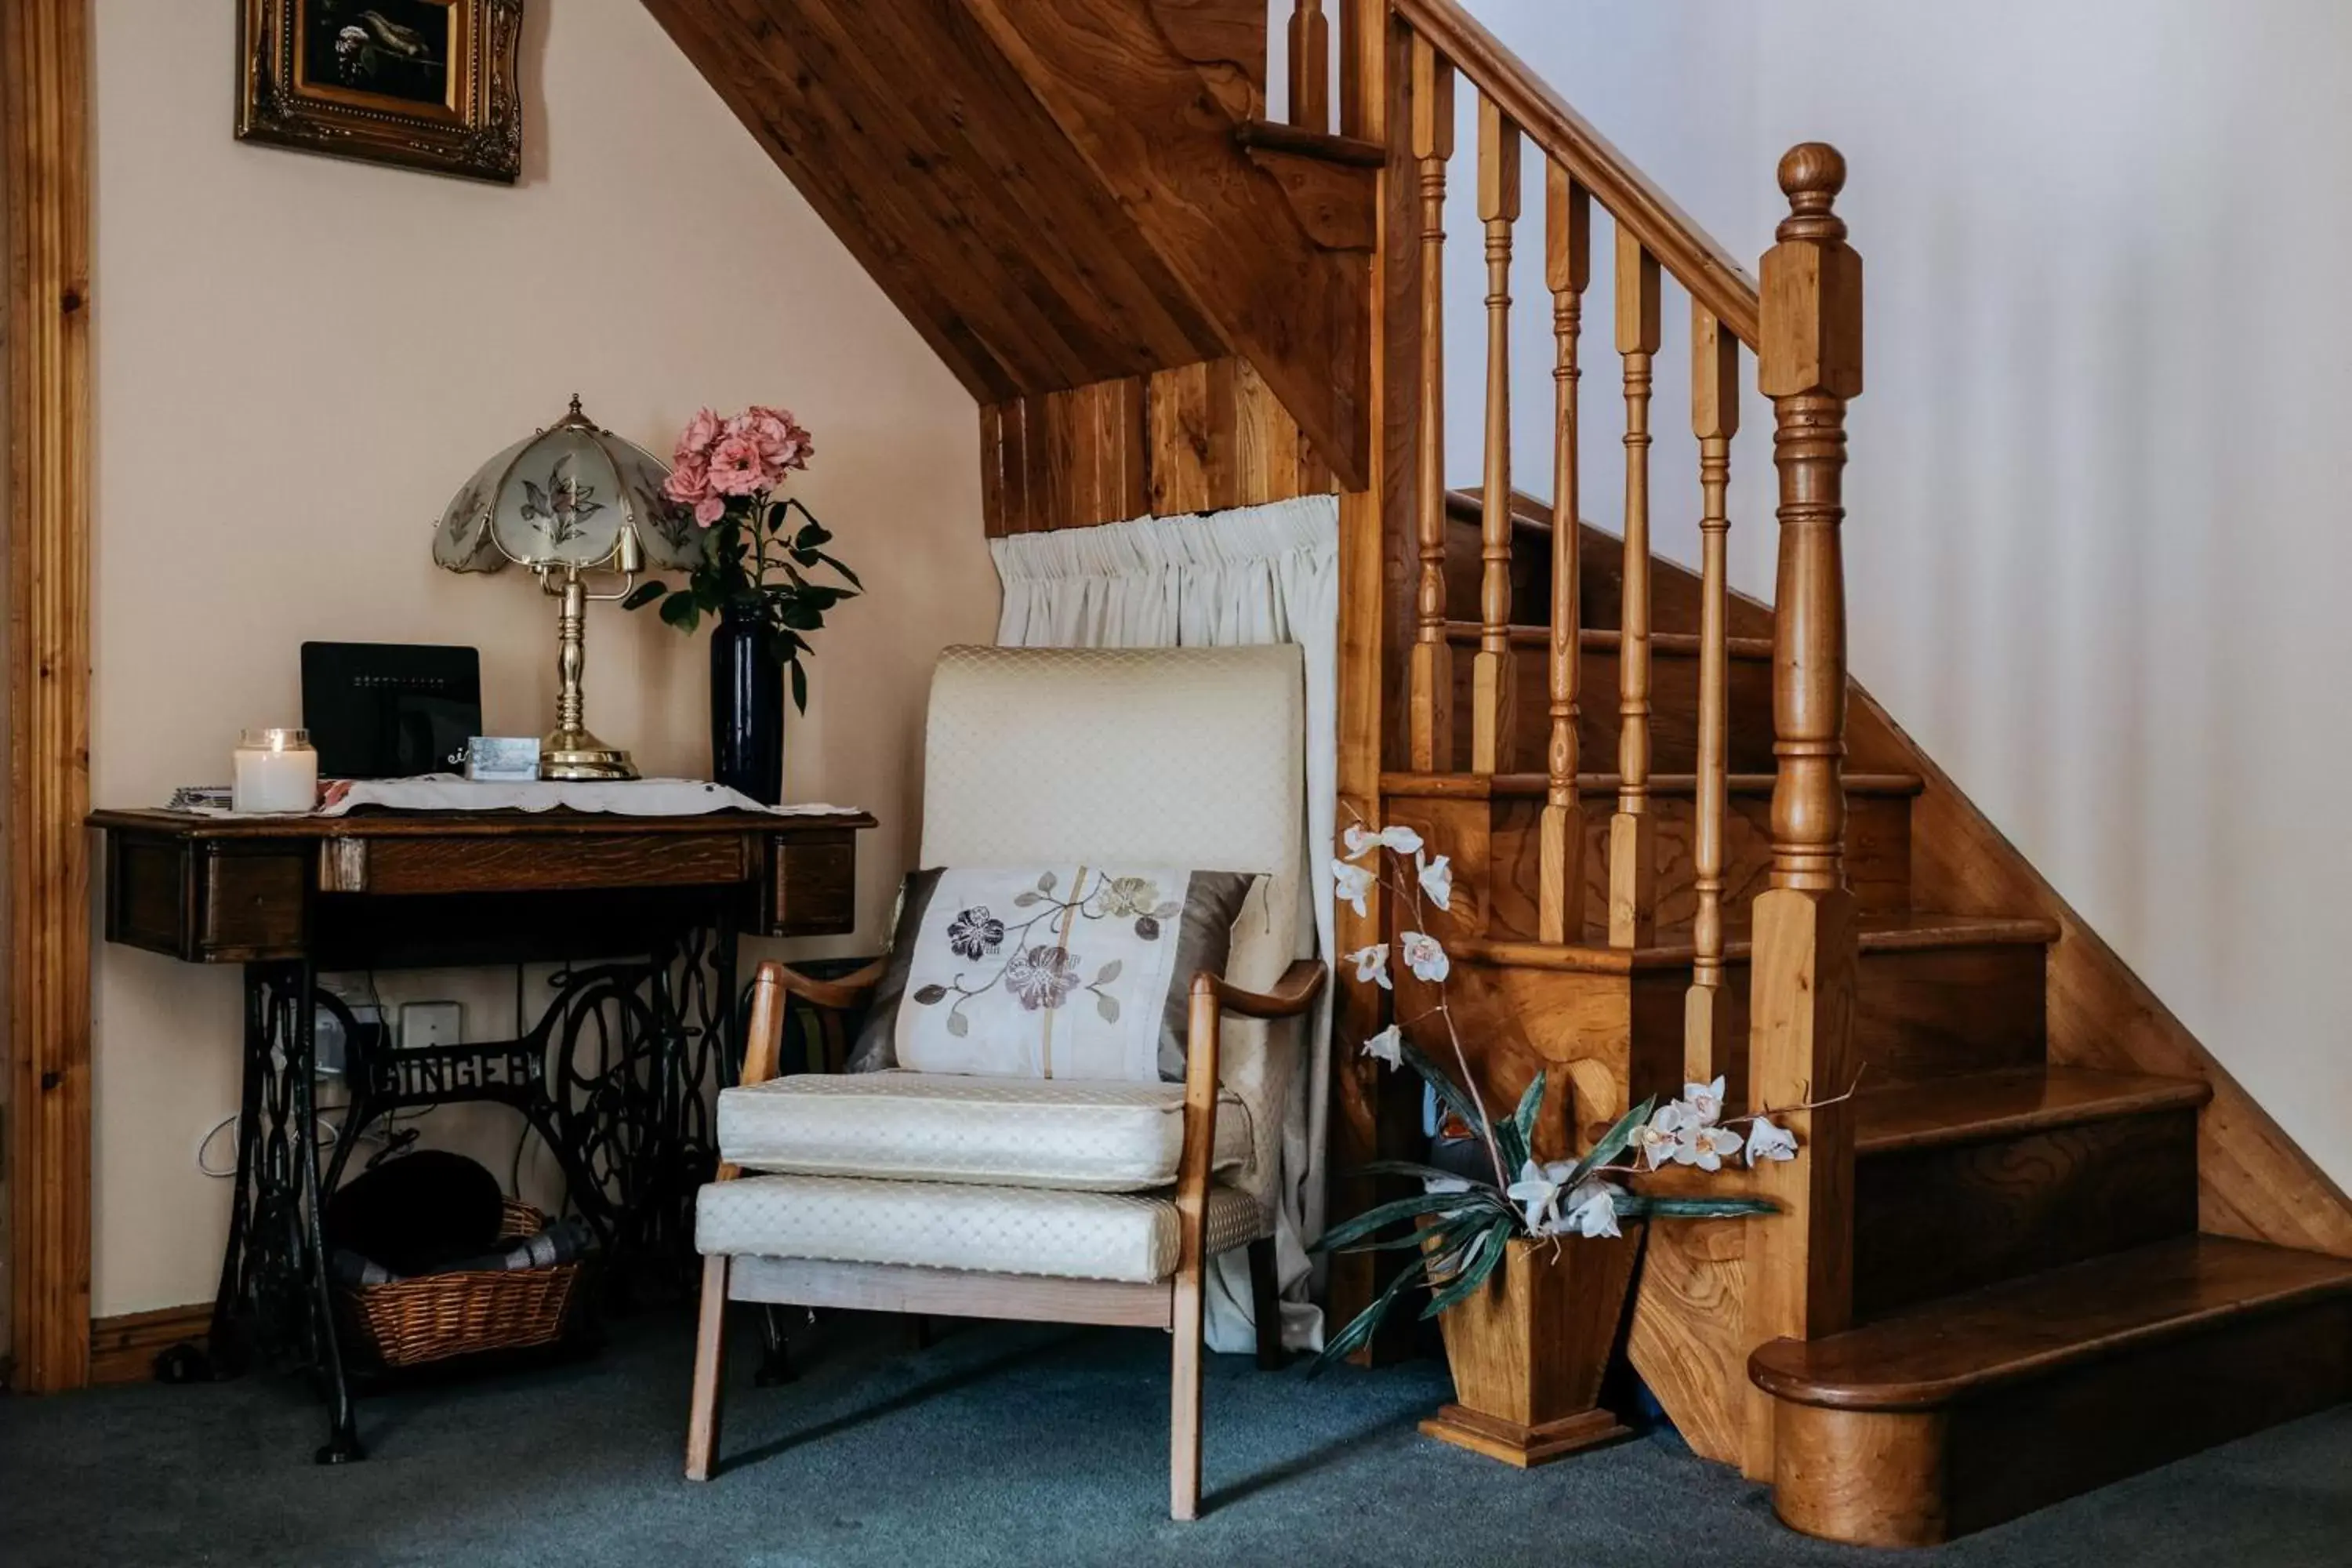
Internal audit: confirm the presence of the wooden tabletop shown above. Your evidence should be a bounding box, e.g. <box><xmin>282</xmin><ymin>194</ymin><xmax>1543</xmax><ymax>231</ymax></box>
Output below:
<box><xmin>87</xmin><ymin>806</ymin><xmax>877</xmax><ymax>840</ymax></box>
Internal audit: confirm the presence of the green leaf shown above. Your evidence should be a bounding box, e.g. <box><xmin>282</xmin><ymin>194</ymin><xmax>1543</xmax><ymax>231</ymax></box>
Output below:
<box><xmin>1398</xmin><ymin>1040</ymin><xmax>1490</xmax><ymax>1153</ymax></box>
<box><xmin>789</xmin><ymin>660</ymin><xmax>808</xmax><ymax>713</ymax></box>
<box><xmin>659</xmin><ymin>593</ymin><xmax>702</xmax><ymax>633</ymax></box>
<box><xmin>1613</xmin><ymin>1194</ymin><xmax>1777</xmax><ymax>1219</ymax></box>
<box><xmin>1421</xmin><ymin>1221</ymin><xmax>1513</xmax><ymax>1319</ymax></box>
<box><xmin>1314</xmin><ymin>1189</ymin><xmax>1481</xmax><ymax>1254</ymax></box>
<box><xmin>1351</xmin><ymin>1158</ymin><xmax>1502</xmax><ymax>1189</ymax></box>
<box><xmin>1511</xmin><ymin>1074</ymin><xmax>1546</xmax><ymax>1157</ymax></box>
<box><xmin>1566</xmin><ymin>1094</ymin><xmax>1658</xmax><ymax>1189</ymax></box>
<box><xmin>1331</xmin><ymin>1208</ymin><xmax>1493</xmax><ymax>1255</ymax></box>
<box><xmin>619</xmin><ymin>581</ymin><xmax>667</xmax><ymax>611</ymax></box>
<box><xmin>1307</xmin><ymin>1255</ymin><xmax>1429</xmax><ymax>1376</ymax></box>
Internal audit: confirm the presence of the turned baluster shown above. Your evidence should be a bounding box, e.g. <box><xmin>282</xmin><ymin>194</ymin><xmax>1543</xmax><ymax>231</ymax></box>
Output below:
<box><xmin>1290</xmin><ymin>1</ymin><xmax>1330</xmax><ymax>135</ymax></box>
<box><xmin>1684</xmin><ymin>307</ymin><xmax>1739</xmax><ymax>1081</ymax></box>
<box><xmin>1470</xmin><ymin>96</ymin><xmax>1520</xmax><ymax>775</ymax></box>
<box><xmin>1539</xmin><ymin>163</ymin><xmax>1589</xmax><ymax>943</ymax></box>
<box><xmin>1405</xmin><ymin>35</ymin><xmax>1454</xmax><ymax>771</ymax></box>
<box><xmin>1742</xmin><ymin>143</ymin><xmax>1864</xmax><ymax>1483</ymax></box>
<box><xmin>1608</xmin><ymin>230</ymin><xmax>1661</xmax><ymax>947</ymax></box>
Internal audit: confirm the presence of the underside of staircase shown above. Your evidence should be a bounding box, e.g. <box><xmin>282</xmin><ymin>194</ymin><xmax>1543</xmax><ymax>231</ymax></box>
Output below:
<box><xmin>648</xmin><ymin>0</ymin><xmax>2352</xmax><ymax>1544</ymax></box>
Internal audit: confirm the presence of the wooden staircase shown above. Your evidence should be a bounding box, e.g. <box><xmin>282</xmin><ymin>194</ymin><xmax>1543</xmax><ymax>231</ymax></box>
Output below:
<box><xmin>647</xmin><ymin>0</ymin><xmax>2352</xmax><ymax>1545</ymax></box>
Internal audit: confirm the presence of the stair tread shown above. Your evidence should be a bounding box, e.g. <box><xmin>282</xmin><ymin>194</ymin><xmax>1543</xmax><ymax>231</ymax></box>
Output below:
<box><xmin>1381</xmin><ymin>768</ymin><xmax>1925</xmax><ymax>800</ymax></box>
<box><xmin>1439</xmin><ymin>620</ymin><xmax>1777</xmax><ymax>659</ymax></box>
<box><xmin>1232</xmin><ymin>118</ymin><xmax>1387</xmax><ymax>167</ymax></box>
<box><xmin>1856</xmin><ymin>1066</ymin><xmax>2211</xmax><ymax>1156</ymax></box>
<box><xmin>1457</xmin><ymin>910</ymin><xmax>2058</xmax><ymax>975</ymax></box>
<box><xmin>1750</xmin><ymin>1235</ymin><xmax>2352</xmax><ymax>1410</ymax></box>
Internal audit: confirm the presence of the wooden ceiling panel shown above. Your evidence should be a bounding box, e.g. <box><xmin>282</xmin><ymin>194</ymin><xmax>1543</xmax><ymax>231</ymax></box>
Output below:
<box><xmin>641</xmin><ymin>0</ymin><xmax>1229</xmax><ymax>401</ymax></box>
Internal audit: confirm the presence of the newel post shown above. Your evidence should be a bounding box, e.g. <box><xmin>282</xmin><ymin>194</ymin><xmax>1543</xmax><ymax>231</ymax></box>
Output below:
<box><xmin>1742</xmin><ymin>143</ymin><xmax>1863</xmax><ymax>1482</ymax></box>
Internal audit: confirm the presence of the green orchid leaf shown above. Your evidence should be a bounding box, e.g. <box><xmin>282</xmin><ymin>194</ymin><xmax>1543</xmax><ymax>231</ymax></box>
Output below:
<box><xmin>1397</xmin><ymin>1040</ymin><xmax>1489</xmax><ymax>1149</ymax></box>
<box><xmin>1511</xmin><ymin>1073</ymin><xmax>1546</xmax><ymax>1158</ymax></box>
<box><xmin>1307</xmin><ymin>1256</ymin><xmax>1429</xmax><ymax>1376</ymax></box>
<box><xmin>1613</xmin><ymin>1194</ymin><xmax>1777</xmax><ymax>1219</ymax></box>
<box><xmin>1330</xmin><ymin>1210</ymin><xmax>1493</xmax><ymax>1254</ymax></box>
<box><xmin>1350</xmin><ymin>1159</ymin><xmax>1506</xmax><ymax>1190</ymax></box>
<box><xmin>1314</xmin><ymin>1189</ymin><xmax>1485</xmax><ymax>1254</ymax></box>
<box><xmin>1566</xmin><ymin>1094</ymin><xmax>1658</xmax><ymax>1188</ymax></box>
<box><xmin>1421</xmin><ymin>1220</ymin><xmax>1513</xmax><ymax>1319</ymax></box>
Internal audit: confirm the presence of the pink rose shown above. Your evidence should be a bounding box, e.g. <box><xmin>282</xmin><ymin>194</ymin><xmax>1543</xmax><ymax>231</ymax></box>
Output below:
<box><xmin>706</xmin><ymin>434</ymin><xmax>768</xmax><ymax>497</ymax></box>
<box><xmin>675</xmin><ymin>406</ymin><xmax>723</xmax><ymax>463</ymax></box>
<box><xmin>742</xmin><ymin>405</ymin><xmax>813</xmax><ymax>474</ymax></box>
<box><xmin>693</xmin><ymin>495</ymin><xmax>725</xmax><ymax>528</ymax></box>
<box><xmin>662</xmin><ymin>453</ymin><xmax>710</xmax><ymax>504</ymax></box>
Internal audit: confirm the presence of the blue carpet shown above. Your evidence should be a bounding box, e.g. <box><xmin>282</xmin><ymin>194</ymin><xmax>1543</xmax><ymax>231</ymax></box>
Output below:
<box><xmin>5</xmin><ymin>1309</ymin><xmax>2350</xmax><ymax>1566</ymax></box>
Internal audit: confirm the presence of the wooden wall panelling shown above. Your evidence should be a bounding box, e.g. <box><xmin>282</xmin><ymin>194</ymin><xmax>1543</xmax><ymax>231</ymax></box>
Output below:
<box><xmin>641</xmin><ymin>0</ymin><xmax>1227</xmax><ymax>401</ymax></box>
<box><xmin>4</xmin><ymin>0</ymin><xmax>93</xmax><ymax>1392</ymax></box>
<box><xmin>957</xmin><ymin>0</ymin><xmax>1369</xmax><ymax>488</ymax></box>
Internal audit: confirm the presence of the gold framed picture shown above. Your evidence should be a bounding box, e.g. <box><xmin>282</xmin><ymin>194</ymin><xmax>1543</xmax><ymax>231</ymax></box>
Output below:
<box><xmin>237</xmin><ymin>1</ymin><xmax>524</xmax><ymax>184</ymax></box>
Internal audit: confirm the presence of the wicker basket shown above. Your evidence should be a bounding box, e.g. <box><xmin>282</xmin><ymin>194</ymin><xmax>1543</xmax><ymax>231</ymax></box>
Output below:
<box><xmin>337</xmin><ymin>1198</ymin><xmax>582</xmax><ymax>1369</ymax></box>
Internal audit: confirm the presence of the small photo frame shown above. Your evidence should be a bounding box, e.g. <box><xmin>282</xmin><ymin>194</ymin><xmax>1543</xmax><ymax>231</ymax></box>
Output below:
<box><xmin>237</xmin><ymin>0</ymin><xmax>524</xmax><ymax>184</ymax></box>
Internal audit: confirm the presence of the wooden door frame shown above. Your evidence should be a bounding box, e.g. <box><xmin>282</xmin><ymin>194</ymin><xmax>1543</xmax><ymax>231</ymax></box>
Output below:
<box><xmin>2</xmin><ymin>0</ymin><xmax>94</xmax><ymax>1392</ymax></box>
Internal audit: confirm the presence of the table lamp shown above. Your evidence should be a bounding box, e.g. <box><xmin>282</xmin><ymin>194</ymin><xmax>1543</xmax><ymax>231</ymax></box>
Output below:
<box><xmin>432</xmin><ymin>396</ymin><xmax>706</xmax><ymax>780</ymax></box>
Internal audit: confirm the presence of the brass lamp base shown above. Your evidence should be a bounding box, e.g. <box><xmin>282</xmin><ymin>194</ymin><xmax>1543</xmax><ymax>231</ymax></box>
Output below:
<box><xmin>540</xmin><ymin>726</ymin><xmax>639</xmax><ymax>782</ymax></box>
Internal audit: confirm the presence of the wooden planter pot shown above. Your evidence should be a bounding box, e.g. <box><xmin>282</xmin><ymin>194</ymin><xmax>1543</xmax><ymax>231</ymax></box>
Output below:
<box><xmin>1421</xmin><ymin>1229</ymin><xmax>1643</xmax><ymax>1467</ymax></box>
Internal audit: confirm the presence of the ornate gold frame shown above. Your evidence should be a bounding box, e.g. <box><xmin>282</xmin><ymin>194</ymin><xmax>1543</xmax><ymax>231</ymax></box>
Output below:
<box><xmin>238</xmin><ymin>0</ymin><xmax>523</xmax><ymax>183</ymax></box>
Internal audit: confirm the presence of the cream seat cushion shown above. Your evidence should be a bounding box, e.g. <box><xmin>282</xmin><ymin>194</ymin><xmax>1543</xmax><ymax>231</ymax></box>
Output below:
<box><xmin>696</xmin><ymin>1174</ymin><xmax>1265</xmax><ymax>1285</ymax></box>
<box><xmin>717</xmin><ymin>1071</ymin><xmax>1252</xmax><ymax>1192</ymax></box>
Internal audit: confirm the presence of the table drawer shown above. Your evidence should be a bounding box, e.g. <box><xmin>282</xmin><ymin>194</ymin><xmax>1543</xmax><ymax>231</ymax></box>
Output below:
<box><xmin>763</xmin><ymin>830</ymin><xmax>858</xmax><ymax>936</ymax></box>
<box><xmin>319</xmin><ymin>833</ymin><xmax>753</xmax><ymax>896</ymax></box>
<box><xmin>104</xmin><ymin>836</ymin><xmax>309</xmax><ymax>962</ymax></box>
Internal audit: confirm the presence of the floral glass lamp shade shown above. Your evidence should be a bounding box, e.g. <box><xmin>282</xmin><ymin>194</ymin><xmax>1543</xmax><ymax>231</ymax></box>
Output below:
<box><xmin>433</xmin><ymin>396</ymin><xmax>706</xmax><ymax>779</ymax></box>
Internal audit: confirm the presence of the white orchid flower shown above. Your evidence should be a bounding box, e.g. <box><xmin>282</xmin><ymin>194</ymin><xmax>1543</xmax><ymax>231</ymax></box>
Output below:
<box><xmin>1415</xmin><ymin>851</ymin><xmax>1454</xmax><ymax>912</ymax></box>
<box><xmin>1345</xmin><ymin>942</ymin><xmax>1392</xmax><ymax>989</ymax></box>
<box><xmin>1744</xmin><ymin>1116</ymin><xmax>1798</xmax><ymax>1164</ymax></box>
<box><xmin>1341</xmin><ymin>822</ymin><xmax>1380</xmax><ymax>859</ymax></box>
<box><xmin>1632</xmin><ymin>1102</ymin><xmax>1687</xmax><ymax>1170</ymax></box>
<box><xmin>1505</xmin><ymin>1158</ymin><xmax>1573</xmax><ymax>1232</ymax></box>
<box><xmin>1560</xmin><ymin>1180</ymin><xmax>1623</xmax><ymax>1239</ymax></box>
<box><xmin>1359</xmin><ymin>1025</ymin><xmax>1403</xmax><ymax>1069</ymax></box>
<box><xmin>1332</xmin><ymin>858</ymin><xmax>1375</xmax><ymax>917</ymax></box>
<box><xmin>1671</xmin><ymin>1122</ymin><xmax>1744</xmax><ymax>1172</ymax></box>
<box><xmin>1377</xmin><ymin>824</ymin><xmax>1425</xmax><ymax>856</ymax></box>
<box><xmin>1676</xmin><ymin>1076</ymin><xmax>1728</xmax><ymax>1128</ymax></box>
<box><xmin>1399</xmin><ymin>930</ymin><xmax>1450</xmax><ymax>983</ymax></box>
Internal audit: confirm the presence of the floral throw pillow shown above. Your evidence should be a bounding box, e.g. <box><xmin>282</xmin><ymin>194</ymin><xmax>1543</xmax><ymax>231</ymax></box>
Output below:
<box><xmin>848</xmin><ymin>866</ymin><xmax>1260</xmax><ymax>1083</ymax></box>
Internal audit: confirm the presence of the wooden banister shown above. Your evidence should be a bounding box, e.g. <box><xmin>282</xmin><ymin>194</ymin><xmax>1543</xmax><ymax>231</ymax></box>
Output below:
<box><xmin>1404</xmin><ymin>33</ymin><xmax>1453</xmax><ymax>772</ymax></box>
<box><xmin>1470</xmin><ymin>93</ymin><xmax>1519</xmax><ymax>775</ymax></box>
<box><xmin>1685</xmin><ymin>305</ymin><xmax>1739</xmax><ymax>1081</ymax></box>
<box><xmin>1537</xmin><ymin>161</ymin><xmax>1588</xmax><ymax>944</ymax></box>
<box><xmin>1742</xmin><ymin>140</ymin><xmax>1864</xmax><ymax>1482</ymax></box>
<box><xmin>1289</xmin><ymin>1</ymin><xmax>1330</xmax><ymax>134</ymax></box>
<box><xmin>1385</xmin><ymin>0</ymin><xmax>1759</xmax><ymax>346</ymax></box>
<box><xmin>1608</xmin><ymin>227</ymin><xmax>1661</xmax><ymax>948</ymax></box>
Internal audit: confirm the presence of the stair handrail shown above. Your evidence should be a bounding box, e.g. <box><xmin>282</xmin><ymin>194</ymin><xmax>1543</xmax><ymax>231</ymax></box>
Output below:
<box><xmin>1385</xmin><ymin>0</ymin><xmax>1760</xmax><ymax>347</ymax></box>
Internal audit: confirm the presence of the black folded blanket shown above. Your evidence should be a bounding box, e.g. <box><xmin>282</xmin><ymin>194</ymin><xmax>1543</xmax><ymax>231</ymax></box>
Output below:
<box><xmin>324</xmin><ymin>1147</ymin><xmax>597</xmax><ymax>1287</ymax></box>
<box><xmin>332</xmin><ymin>1214</ymin><xmax>598</xmax><ymax>1288</ymax></box>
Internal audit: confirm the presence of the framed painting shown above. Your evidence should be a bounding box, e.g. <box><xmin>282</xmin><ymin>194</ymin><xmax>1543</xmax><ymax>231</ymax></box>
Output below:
<box><xmin>238</xmin><ymin>0</ymin><xmax>524</xmax><ymax>183</ymax></box>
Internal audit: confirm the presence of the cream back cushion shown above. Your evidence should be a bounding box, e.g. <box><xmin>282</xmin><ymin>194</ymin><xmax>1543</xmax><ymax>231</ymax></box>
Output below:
<box><xmin>919</xmin><ymin>646</ymin><xmax>1305</xmax><ymax>1207</ymax></box>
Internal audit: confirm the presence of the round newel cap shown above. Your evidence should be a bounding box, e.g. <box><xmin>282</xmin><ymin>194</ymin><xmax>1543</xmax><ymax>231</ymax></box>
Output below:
<box><xmin>1777</xmin><ymin>143</ymin><xmax>1847</xmax><ymax>241</ymax></box>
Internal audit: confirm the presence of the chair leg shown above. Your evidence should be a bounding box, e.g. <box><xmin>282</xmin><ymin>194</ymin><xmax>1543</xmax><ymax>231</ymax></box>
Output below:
<box><xmin>1247</xmin><ymin>1236</ymin><xmax>1284</xmax><ymax>1370</ymax></box>
<box><xmin>1170</xmin><ymin>1263</ymin><xmax>1205</xmax><ymax>1521</ymax></box>
<box><xmin>685</xmin><ymin>1254</ymin><xmax>731</xmax><ymax>1481</ymax></box>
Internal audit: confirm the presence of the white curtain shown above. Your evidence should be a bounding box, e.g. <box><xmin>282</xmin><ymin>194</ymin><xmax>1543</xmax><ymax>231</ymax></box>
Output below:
<box><xmin>993</xmin><ymin>495</ymin><xmax>1338</xmax><ymax>1355</ymax></box>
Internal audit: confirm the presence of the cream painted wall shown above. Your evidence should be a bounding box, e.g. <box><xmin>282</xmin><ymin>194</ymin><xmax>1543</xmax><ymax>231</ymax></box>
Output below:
<box><xmin>1448</xmin><ymin>0</ymin><xmax>2352</xmax><ymax>1188</ymax></box>
<box><xmin>89</xmin><ymin>0</ymin><xmax>997</xmax><ymax>1315</ymax></box>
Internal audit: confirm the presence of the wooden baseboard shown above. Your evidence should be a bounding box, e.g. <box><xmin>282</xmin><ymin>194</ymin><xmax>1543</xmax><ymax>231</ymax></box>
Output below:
<box><xmin>88</xmin><ymin>1304</ymin><xmax>208</xmax><ymax>1387</ymax></box>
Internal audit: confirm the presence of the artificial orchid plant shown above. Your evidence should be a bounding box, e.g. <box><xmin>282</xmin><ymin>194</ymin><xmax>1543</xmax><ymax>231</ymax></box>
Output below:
<box><xmin>1312</xmin><ymin>822</ymin><xmax>1805</xmax><ymax>1370</ymax></box>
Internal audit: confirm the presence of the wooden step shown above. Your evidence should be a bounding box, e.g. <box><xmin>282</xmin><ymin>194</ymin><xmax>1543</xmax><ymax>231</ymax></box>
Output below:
<box><xmin>1442</xmin><ymin>626</ymin><xmax>1777</xmax><ymax>774</ymax></box>
<box><xmin>1231</xmin><ymin>120</ymin><xmax>1377</xmax><ymax>251</ymax></box>
<box><xmin>1454</xmin><ymin>913</ymin><xmax>2056</xmax><ymax>1094</ymax></box>
<box><xmin>1750</xmin><ymin>1236</ymin><xmax>2352</xmax><ymax>1545</ymax></box>
<box><xmin>1383</xmin><ymin>770</ymin><xmax>1920</xmax><ymax>935</ymax></box>
<box><xmin>1853</xmin><ymin>1068</ymin><xmax>2209</xmax><ymax>1316</ymax></box>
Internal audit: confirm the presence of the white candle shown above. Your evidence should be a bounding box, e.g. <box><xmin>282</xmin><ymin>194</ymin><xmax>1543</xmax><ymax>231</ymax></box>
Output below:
<box><xmin>232</xmin><ymin>728</ymin><xmax>318</xmax><ymax>814</ymax></box>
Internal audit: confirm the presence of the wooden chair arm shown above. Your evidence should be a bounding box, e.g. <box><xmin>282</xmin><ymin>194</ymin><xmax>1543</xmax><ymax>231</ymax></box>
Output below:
<box><xmin>771</xmin><ymin>956</ymin><xmax>887</xmax><ymax>1012</ymax></box>
<box><xmin>1190</xmin><ymin>958</ymin><xmax>1328</xmax><ymax>1020</ymax></box>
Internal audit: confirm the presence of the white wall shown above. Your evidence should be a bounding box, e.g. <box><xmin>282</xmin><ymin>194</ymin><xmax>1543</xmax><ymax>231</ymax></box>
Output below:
<box><xmin>89</xmin><ymin>0</ymin><xmax>998</xmax><ymax>1315</ymax></box>
<box><xmin>1448</xmin><ymin>0</ymin><xmax>2352</xmax><ymax>1189</ymax></box>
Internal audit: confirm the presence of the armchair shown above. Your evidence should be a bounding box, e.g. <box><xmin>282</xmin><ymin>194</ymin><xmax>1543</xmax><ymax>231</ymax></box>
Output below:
<box><xmin>684</xmin><ymin>646</ymin><xmax>1325</xmax><ymax>1520</ymax></box>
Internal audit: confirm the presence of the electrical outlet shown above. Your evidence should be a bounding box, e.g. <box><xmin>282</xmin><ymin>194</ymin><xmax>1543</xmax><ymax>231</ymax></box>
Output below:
<box><xmin>398</xmin><ymin>1000</ymin><xmax>463</xmax><ymax>1051</ymax></box>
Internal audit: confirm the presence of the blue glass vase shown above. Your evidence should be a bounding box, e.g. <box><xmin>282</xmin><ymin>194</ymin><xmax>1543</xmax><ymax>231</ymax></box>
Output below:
<box><xmin>710</xmin><ymin>602</ymin><xmax>783</xmax><ymax>804</ymax></box>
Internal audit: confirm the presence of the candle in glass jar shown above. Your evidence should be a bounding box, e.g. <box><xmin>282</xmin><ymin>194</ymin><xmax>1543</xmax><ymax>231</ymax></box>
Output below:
<box><xmin>232</xmin><ymin>728</ymin><xmax>318</xmax><ymax>814</ymax></box>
